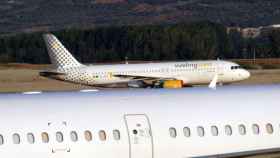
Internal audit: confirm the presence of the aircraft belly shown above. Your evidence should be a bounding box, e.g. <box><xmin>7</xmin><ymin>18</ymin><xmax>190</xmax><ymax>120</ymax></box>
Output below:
<box><xmin>182</xmin><ymin>73</ymin><xmax>213</xmax><ymax>85</ymax></box>
<box><xmin>92</xmin><ymin>78</ymin><xmax>131</xmax><ymax>85</ymax></box>
<box><xmin>220</xmin><ymin>73</ymin><xmax>239</xmax><ymax>83</ymax></box>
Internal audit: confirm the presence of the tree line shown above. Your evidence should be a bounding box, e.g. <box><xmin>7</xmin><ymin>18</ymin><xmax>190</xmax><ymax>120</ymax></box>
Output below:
<box><xmin>0</xmin><ymin>21</ymin><xmax>280</xmax><ymax>64</ymax></box>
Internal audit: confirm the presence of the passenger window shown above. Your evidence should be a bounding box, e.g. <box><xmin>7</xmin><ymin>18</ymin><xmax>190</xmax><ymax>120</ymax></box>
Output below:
<box><xmin>13</xmin><ymin>133</ymin><xmax>20</xmax><ymax>144</ymax></box>
<box><xmin>252</xmin><ymin>124</ymin><xmax>260</xmax><ymax>135</ymax></box>
<box><xmin>183</xmin><ymin>127</ymin><xmax>191</xmax><ymax>137</ymax></box>
<box><xmin>99</xmin><ymin>130</ymin><xmax>106</xmax><ymax>141</ymax></box>
<box><xmin>27</xmin><ymin>133</ymin><xmax>35</xmax><ymax>144</ymax></box>
<box><xmin>211</xmin><ymin>126</ymin><xmax>219</xmax><ymax>136</ymax></box>
<box><xmin>56</xmin><ymin>132</ymin><xmax>64</xmax><ymax>143</ymax></box>
<box><xmin>266</xmin><ymin>123</ymin><xmax>273</xmax><ymax>134</ymax></box>
<box><xmin>0</xmin><ymin>135</ymin><xmax>4</xmax><ymax>145</ymax></box>
<box><xmin>113</xmin><ymin>130</ymin><xmax>120</xmax><ymax>140</ymax></box>
<box><xmin>225</xmin><ymin>125</ymin><xmax>232</xmax><ymax>136</ymax></box>
<box><xmin>84</xmin><ymin>130</ymin><xmax>92</xmax><ymax>141</ymax></box>
<box><xmin>197</xmin><ymin>126</ymin><xmax>205</xmax><ymax>137</ymax></box>
<box><xmin>41</xmin><ymin>132</ymin><xmax>49</xmax><ymax>143</ymax></box>
<box><xmin>169</xmin><ymin>127</ymin><xmax>177</xmax><ymax>138</ymax></box>
<box><xmin>239</xmin><ymin>124</ymin><xmax>246</xmax><ymax>135</ymax></box>
<box><xmin>70</xmin><ymin>131</ymin><xmax>78</xmax><ymax>142</ymax></box>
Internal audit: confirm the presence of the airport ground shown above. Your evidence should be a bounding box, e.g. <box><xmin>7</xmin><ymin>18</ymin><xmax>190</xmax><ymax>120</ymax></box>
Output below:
<box><xmin>0</xmin><ymin>64</ymin><xmax>280</xmax><ymax>93</ymax></box>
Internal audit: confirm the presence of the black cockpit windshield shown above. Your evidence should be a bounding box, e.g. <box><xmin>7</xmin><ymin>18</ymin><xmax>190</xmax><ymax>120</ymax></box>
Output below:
<box><xmin>231</xmin><ymin>66</ymin><xmax>242</xmax><ymax>70</ymax></box>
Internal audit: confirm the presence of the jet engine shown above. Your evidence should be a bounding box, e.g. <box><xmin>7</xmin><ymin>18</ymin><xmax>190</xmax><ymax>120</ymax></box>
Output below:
<box><xmin>162</xmin><ymin>80</ymin><xmax>183</xmax><ymax>88</ymax></box>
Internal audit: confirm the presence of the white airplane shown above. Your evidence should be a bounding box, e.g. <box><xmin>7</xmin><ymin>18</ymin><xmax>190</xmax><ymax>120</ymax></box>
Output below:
<box><xmin>0</xmin><ymin>85</ymin><xmax>279</xmax><ymax>158</ymax></box>
<box><xmin>40</xmin><ymin>34</ymin><xmax>250</xmax><ymax>88</ymax></box>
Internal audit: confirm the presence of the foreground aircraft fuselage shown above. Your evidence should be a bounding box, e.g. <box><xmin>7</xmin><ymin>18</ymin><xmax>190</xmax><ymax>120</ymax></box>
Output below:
<box><xmin>0</xmin><ymin>85</ymin><xmax>279</xmax><ymax>158</ymax></box>
<box><xmin>40</xmin><ymin>34</ymin><xmax>250</xmax><ymax>87</ymax></box>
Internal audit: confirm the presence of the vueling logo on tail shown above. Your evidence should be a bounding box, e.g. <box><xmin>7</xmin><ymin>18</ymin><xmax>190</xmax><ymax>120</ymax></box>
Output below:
<box><xmin>52</xmin><ymin>42</ymin><xmax>60</xmax><ymax>50</ymax></box>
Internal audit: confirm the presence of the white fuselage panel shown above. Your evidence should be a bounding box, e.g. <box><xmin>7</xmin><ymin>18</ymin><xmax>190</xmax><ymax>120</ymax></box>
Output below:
<box><xmin>0</xmin><ymin>85</ymin><xmax>278</xmax><ymax>158</ymax></box>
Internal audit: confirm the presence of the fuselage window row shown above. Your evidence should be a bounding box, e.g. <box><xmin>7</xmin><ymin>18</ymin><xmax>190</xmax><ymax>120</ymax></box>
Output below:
<box><xmin>0</xmin><ymin>123</ymin><xmax>275</xmax><ymax>145</ymax></box>
<box><xmin>169</xmin><ymin>123</ymin><xmax>276</xmax><ymax>138</ymax></box>
<box><xmin>0</xmin><ymin>129</ymin><xmax>121</xmax><ymax>145</ymax></box>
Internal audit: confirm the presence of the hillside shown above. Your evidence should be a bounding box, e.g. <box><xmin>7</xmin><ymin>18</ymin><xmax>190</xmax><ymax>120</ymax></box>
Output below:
<box><xmin>1</xmin><ymin>0</ymin><xmax>280</xmax><ymax>34</ymax></box>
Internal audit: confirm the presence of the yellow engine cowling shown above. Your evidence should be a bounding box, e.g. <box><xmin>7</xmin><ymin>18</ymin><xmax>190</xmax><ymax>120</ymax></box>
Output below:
<box><xmin>163</xmin><ymin>80</ymin><xmax>183</xmax><ymax>88</ymax></box>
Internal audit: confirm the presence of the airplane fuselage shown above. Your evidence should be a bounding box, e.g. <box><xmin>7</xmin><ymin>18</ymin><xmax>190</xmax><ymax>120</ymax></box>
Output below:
<box><xmin>0</xmin><ymin>85</ymin><xmax>279</xmax><ymax>158</ymax></box>
<box><xmin>41</xmin><ymin>34</ymin><xmax>250</xmax><ymax>87</ymax></box>
<box><xmin>56</xmin><ymin>60</ymin><xmax>250</xmax><ymax>86</ymax></box>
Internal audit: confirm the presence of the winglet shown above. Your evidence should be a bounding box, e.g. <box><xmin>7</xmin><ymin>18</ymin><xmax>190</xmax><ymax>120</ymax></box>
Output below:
<box><xmin>209</xmin><ymin>74</ymin><xmax>218</xmax><ymax>90</ymax></box>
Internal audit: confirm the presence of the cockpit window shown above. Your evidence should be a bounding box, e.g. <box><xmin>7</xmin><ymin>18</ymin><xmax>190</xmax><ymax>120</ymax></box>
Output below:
<box><xmin>231</xmin><ymin>66</ymin><xmax>242</xmax><ymax>70</ymax></box>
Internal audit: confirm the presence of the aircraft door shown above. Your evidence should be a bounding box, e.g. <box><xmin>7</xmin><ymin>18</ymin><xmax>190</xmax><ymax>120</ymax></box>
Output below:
<box><xmin>124</xmin><ymin>114</ymin><xmax>153</xmax><ymax>158</ymax></box>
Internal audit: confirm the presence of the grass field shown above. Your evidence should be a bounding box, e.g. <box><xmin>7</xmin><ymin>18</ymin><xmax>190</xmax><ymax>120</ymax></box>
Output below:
<box><xmin>0</xmin><ymin>64</ymin><xmax>280</xmax><ymax>92</ymax></box>
<box><xmin>0</xmin><ymin>69</ymin><xmax>92</xmax><ymax>92</ymax></box>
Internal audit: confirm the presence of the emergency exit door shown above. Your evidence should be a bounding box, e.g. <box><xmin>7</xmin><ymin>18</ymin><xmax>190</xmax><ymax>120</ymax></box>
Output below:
<box><xmin>48</xmin><ymin>121</ymin><xmax>71</xmax><ymax>158</ymax></box>
<box><xmin>124</xmin><ymin>114</ymin><xmax>153</xmax><ymax>158</ymax></box>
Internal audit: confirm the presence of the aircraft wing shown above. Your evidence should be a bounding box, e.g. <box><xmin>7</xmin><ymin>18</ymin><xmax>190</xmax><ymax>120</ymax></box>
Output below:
<box><xmin>113</xmin><ymin>74</ymin><xmax>175</xmax><ymax>81</ymax></box>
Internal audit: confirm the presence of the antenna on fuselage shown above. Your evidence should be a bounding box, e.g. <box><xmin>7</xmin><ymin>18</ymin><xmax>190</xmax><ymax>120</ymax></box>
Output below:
<box><xmin>125</xmin><ymin>56</ymin><xmax>128</xmax><ymax>64</ymax></box>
